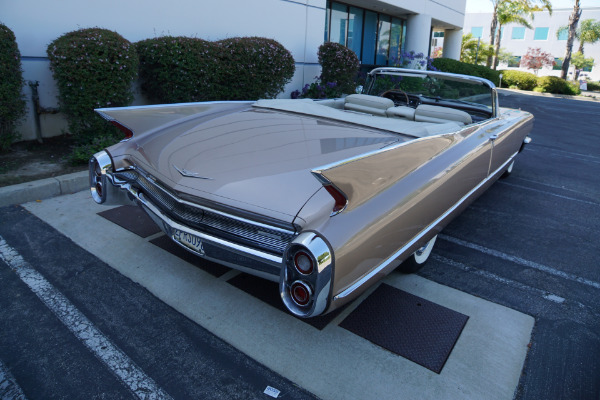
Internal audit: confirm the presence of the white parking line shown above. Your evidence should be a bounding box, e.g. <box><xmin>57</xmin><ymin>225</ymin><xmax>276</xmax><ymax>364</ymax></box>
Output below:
<box><xmin>0</xmin><ymin>359</ymin><xmax>27</xmax><ymax>400</ymax></box>
<box><xmin>439</xmin><ymin>234</ymin><xmax>600</xmax><ymax>290</ymax></box>
<box><xmin>0</xmin><ymin>237</ymin><xmax>172</xmax><ymax>400</ymax></box>
<box><xmin>525</xmin><ymin>146</ymin><xmax>600</xmax><ymax>164</ymax></box>
<box><xmin>432</xmin><ymin>254</ymin><xmax>566</xmax><ymax>304</ymax></box>
<box><xmin>498</xmin><ymin>180</ymin><xmax>600</xmax><ymax>207</ymax></box>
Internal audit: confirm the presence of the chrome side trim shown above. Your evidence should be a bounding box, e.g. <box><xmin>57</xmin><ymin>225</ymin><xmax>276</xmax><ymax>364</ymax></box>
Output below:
<box><xmin>334</xmin><ymin>151</ymin><xmax>519</xmax><ymax>300</ymax></box>
<box><xmin>95</xmin><ymin>100</ymin><xmax>253</xmax><ymax>113</ymax></box>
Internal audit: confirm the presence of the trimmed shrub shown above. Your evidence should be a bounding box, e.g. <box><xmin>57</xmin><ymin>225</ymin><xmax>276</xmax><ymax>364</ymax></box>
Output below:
<box><xmin>136</xmin><ymin>36</ymin><xmax>220</xmax><ymax>103</ymax></box>
<box><xmin>431</xmin><ymin>58</ymin><xmax>501</xmax><ymax>86</ymax></box>
<box><xmin>216</xmin><ymin>37</ymin><xmax>295</xmax><ymax>100</ymax></box>
<box><xmin>0</xmin><ymin>23</ymin><xmax>26</xmax><ymax>151</ymax></box>
<box><xmin>137</xmin><ymin>36</ymin><xmax>295</xmax><ymax>102</ymax></box>
<box><xmin>536</xmin><ymin>75</ymin><xmax>580</xmax><ymax>95</ymax></box>
<box><xmin>587</xmin><ymin>81</ymin><xmax>600</xmax><ymax>91</ymax></box>
<box><xmin>291</xmin><ymin>81</ymin><xmax>341</xmax><ymax>99</ymax></box>
<box><xmin>499</xmin><ymin>70</ymin><xmax>537</xmax><ymax>91</ymax></box>
<box><xmin>47</xmin><ymin>28</ymin><xmax>138</xmax><ymax>143</ymax></box>
<box><xmin>318</xmin><ymin>42</ymin><xmax>360</xmax><ymax>94</ymax></box>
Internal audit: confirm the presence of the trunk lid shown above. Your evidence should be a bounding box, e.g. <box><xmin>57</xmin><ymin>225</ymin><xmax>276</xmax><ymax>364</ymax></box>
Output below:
<box><xmin>114</xmin><ymin>107</ymin><xmax>402</xmax><ymax>222</ymax></box>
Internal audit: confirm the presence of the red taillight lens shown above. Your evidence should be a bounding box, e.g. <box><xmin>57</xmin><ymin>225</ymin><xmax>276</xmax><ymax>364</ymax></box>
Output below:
<box><xmin>110</xmin><ymin>120</ymin><xmax>133</xmax><ymax>139</ymax></box>
<box><xmin>324</xmin><ymin>184</ymin><xmax>347</xmax><ymax>214</ymax></box>
<box><xmin>290</xmin><ymin>281</ymin><xmax>312</xmax><ymax>306</ymax></box>
<box><xmin>294</xmin><ymin>251</ymin><xmax>314</xmax><ymax>275</ymax></box>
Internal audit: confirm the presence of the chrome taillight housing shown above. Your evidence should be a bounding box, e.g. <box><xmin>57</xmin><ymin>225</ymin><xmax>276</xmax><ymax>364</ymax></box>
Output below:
<box><xmin>280</xmin><ymin>232</ymin><xmax>333</xmax><ymax>318</ymax></box>
<box><xmin>89</xmin><ymin>150</ymin><xmax>113</xmax><ymax>204</ymax></box>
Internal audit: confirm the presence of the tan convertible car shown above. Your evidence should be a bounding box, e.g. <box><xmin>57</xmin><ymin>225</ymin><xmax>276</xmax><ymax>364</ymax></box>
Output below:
<box><xmin>90</xmin><ymin>67</ymin><xmax>533</xmax><ymax>318</ymax></box>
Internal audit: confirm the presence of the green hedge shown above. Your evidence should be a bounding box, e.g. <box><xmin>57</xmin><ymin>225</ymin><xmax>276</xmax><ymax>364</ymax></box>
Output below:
<box><xmin>136</xmin><ymin>36</ymin><xmax>219</xmax><ymax>103</ymax></box>
<box><xmin>216</xmin><ymin>37</ymin><xmax>295</xmax><ymax>100</ymax></box>
<box><xmin>499</xmin><ymin>70</ymin><xmax>537</xmax><ymax>91</ymax></box>
<box><xmin>47</xmin><ymin>28</ymin><xmax>138</xmax><ymax>143</ymax></box>
<box><xmin>0</xmin><ymin>23</ymin><xmax>26</xmax><ymax>151</ymax></box>
<box><xmin>137</xmin><ymin>36</ymin><xmax>295</xmax><ymax>103</ymax></box>
<box><xmin>535</xmin><ymin>76</ymin><xmax>581</xmax><ymax>95</ymax></box>
<box><xmin>587</xmin><ymin>81</ymin><xmax>600</xmax><ymax>91</ymax></box>
<box><xmin>431</xmin><ymin>58</ymin><xmax>501</xmax><ymax>86</ymax></box>
<box><xmin>318</xmin><ymin>42</ymin><xmax>360</xmax><ymax>94</ymax></box>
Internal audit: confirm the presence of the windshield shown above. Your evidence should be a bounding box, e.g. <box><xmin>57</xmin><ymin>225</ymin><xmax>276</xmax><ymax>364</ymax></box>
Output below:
<box><xmin>363</xmin><ymin>70</ymin><xmax>495</xmax><ymax>120</ymax></box>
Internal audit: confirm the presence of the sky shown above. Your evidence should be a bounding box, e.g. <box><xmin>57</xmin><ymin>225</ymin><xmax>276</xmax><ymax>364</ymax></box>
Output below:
<box><xmin>466</xmin><ymin>0</ymin><xmax>600</xmax><ymax>13</ymax></box>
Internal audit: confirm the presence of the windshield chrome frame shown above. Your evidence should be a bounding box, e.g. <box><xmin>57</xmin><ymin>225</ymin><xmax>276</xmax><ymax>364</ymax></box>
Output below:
<box><xmin>364</xmin><ymin>67</ymin><xmax>498</xmax><ymax>117</ymax></box>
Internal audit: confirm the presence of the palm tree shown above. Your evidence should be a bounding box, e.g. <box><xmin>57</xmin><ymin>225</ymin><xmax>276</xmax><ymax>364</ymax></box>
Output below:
<box><xmin>560</xmin><ymin>0</ymin><xmax>582</xmax><ymax>79</ymax></box>
<box><xmin>492</xmin><ymin>1</ymin><xmax>534</xmax><ymax>70</ymax></box>
<box><xmin>461</xmin><ymin>33</ymin><xmax>494</xmax><ymax>64</ymax></box>
<box><xmin>557</xmin><ymin>19</ymin><xmax>600</xmax><ymax>55</ymax></box>
<box><xmin>486</xmin><ymin>0</ymin><xmax>503</xmax><ymax>68</ymax></box>
<box><xmin>486</xmin><ymin>0</ymin><xmax>552</xmax><ymax>68</ymax></box>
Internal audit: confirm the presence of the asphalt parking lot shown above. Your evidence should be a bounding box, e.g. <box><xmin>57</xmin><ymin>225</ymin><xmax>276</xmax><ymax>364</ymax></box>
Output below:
<box><xmin>0</xmin><ymin>90</ymin><xmax>598</xmax><ymax>399</ymax></box>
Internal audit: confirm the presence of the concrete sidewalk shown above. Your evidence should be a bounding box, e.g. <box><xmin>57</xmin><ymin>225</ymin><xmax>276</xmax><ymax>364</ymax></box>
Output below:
<box><xmin>0</xmin><ymin>171</ymin><xmax>88</xmax><ymax>207</ymax></box>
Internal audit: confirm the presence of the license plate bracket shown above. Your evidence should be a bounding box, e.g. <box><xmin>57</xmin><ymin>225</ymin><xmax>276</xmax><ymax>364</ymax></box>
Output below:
<box><xmin>173</xmin><ymin>229</ymin><xmax>205</xmax><ymax>255</ymax></box>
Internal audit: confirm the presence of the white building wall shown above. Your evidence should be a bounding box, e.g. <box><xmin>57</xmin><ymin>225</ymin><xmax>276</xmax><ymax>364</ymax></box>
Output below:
<box><xmin>463</xmin><ymin>7</ymin><xmax>600</xmax><ymax>81</ymax></box>
<box><xmin>2</xmin><ymin>0</ymin><xmax>466</xmax><ymax>141</ymax></box>
<box><xmin>2</xmin><ymin>0</ymin><xmax>326</xmax><ymax>141</ymax></box>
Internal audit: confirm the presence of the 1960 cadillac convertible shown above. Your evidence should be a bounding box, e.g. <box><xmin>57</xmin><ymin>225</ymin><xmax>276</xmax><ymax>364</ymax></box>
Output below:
<box><xmin>89</xmin><ymin>67</ymin><xmax>533</xmax><ymax>318</ymax></box>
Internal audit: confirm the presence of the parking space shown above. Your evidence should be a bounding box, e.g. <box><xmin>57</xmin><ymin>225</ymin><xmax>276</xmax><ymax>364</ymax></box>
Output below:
<box><xmin>0</xmin><ymin>90</ymin><xmax>598</xmax><ymax>400</ymax></box>
<box><xmin>0</xmin><ymin>191</ymin><xmax>531</xmax><ymax>400</ymax></box>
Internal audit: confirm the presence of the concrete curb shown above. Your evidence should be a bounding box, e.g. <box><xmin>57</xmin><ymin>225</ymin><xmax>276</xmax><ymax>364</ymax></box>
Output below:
<box><xmin>0</xmin><ymin>171</ymin><xmax>88</xmax><ymax>207</ymax></box>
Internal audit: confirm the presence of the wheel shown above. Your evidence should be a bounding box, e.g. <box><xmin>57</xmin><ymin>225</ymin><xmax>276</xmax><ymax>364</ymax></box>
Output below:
<box><xmin>501</xmin><ymin>160</ymin><xmax>515</xmax><ymax>179</ymax></box>
<box><xmin>398</xmin><ymin>235</ymin><xmax>437</xmax><ymax>273</ymax></box>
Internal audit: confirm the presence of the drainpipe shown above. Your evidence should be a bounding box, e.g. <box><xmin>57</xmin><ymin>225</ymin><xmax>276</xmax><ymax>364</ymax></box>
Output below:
<box><xmin>28</xmin><ymin>81</ymin><xmax>60</xmax><ymax>144</ymax></box>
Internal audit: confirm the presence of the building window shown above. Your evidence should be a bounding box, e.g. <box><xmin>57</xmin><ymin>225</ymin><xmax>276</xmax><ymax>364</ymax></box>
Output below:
<box><xmin>329</xmin><ymin>2</ymin><xmax>348</xmax><ymax>45</ymax></box>
<box><xmin>534</xmin><ymin>27</ymin><xmax>549</xmax><ymax>40</ymax></box>
<box><xmin>471</xmin><ymin>27</ymin><xmax>483</xmax><ymax>38</ymax></box>
<box><xmin>557</xmin><ymin>29</ymin><xmax>568</xmax><ymax>40</ymax></box>
<box><xmin>511</xmin><ymin>27</ymin><xmax>526</xmax><ymax>40</ymax></box>
<box><xmin>507</xmin><ymin>56</ymin><xmax>521</xmax><ymax>67</ymax></box>
<box><xmin>347</xmin><ymin>7</ymin><xmax>363</xmax><ymax>58</ymax></box>
<box><xmin>553</xmin><ymin>58</ymin><xmax>563</xmax><ymax>70</ymax></box>
<box><xmin>362</xmin><ymin>10</ymin><xmax>378</xmax><ymax>65</ymax></box>
<box><xmin>376</xmin><ymin>15</ymin><xmax>391</xmax><ymax>65</ymax></box>
<box><xmin>325</xmin><ymin>1</ymin><xmax>406</xmax><ymax>67</ymax></box>
<box><xmin>433</xmin><ymin>31</ymin><xmax>444</xmax><ymax>38</ymax></box>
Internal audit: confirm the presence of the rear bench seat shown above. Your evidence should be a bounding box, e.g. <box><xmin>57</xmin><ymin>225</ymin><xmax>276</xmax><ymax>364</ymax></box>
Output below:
<box><xmin>345</xmin><ymin>95</ymin><xmax>472</xmax><ymax>125</ymax></box>
<box><xmin>344</xmin><ymin>94</ymin><xmax>394</xmax><ymax>116</ymax></box>
<box><xmin>413</xmin><ymin>104</ymin><xmax>472</xmax><ymax>125</ymax></box>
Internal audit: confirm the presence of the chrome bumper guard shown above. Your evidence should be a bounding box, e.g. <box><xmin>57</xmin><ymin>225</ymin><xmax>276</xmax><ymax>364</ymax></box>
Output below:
<box><xmin>89</xmin><ymin>150</ymin><xmax>334</xmax><ymax>317</ymax></box>
<box><xmin>89</xmin><ymin>151</ymin><xmax>283</xmax><ymax>279</ymax></box>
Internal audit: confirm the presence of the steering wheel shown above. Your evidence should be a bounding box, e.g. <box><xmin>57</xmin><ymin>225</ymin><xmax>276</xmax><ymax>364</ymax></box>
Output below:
<box><xmin>381</xmin><ymin>89</ymin><xmax>410</xmax><ymax>106</ymax></box>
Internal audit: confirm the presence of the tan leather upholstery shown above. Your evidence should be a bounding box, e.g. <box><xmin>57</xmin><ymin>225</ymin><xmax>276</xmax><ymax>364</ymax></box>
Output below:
<box><xmin>414</xmin><ymin>104</ymin><xmax>472</xmax><ymax>125</ymax></box>
<box><xmin>386</xmin><ymin>106</ymin><xmax>416</xmax><ymax>120</ymax></box>
<box><xmin>344</xmin><ymin>94</ymin><xmax>394</xmax><ymax>116</ymax></box>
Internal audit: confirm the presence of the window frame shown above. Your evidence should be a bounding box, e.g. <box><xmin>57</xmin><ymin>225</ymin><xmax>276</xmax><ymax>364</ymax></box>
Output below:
<box><xmin>511</xmin><ymin>27</ymin><xmax>526</xmax><ymax>40</ymax></box>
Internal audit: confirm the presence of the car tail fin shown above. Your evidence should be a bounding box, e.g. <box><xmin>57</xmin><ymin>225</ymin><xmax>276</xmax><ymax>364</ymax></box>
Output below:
<box><xmin>95</xmin><ymin>101</ymin><xmax>253</xmax><ymax>140</ymax></box>
<box><xmin>311</xmin><ymin>134</ymin><xmax>457</xmax><ymax>215</ymax></box>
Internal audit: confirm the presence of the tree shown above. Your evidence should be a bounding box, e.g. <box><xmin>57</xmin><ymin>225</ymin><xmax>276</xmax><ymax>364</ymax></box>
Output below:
<box><xmin>520</xmin><ymin>47</ymin><xmax>555</xmax><ymax>73</ymax></box>
<box><xmin>571</xmin><ymin>51</ymin><xmax>595</xmax><ymax>79</ymax></box>
<box><xmin>557</xmin><ymin>18</ymin><xmax>600</xmax><ymax>55</ymax></box>
<box><xmin>561</xmin><ymin>0</ymin><xmax>582</xmax><ymax>79</ymax></box>
<box><xmin>461</xmin><ymin>33</ymin><xmax>494</xmax><ymax>64</ymax></box>
<box><xmin>492</xmin><ymin>1</ymin><xmax>534</xmax><ymax>70</ymax></box>
<box><xmin>486</xmin><ymin>0</ymin><xmax>553</xmax><ymax>68</ymax></box>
